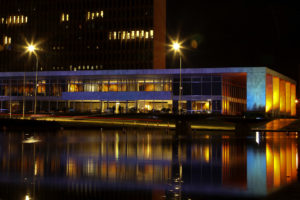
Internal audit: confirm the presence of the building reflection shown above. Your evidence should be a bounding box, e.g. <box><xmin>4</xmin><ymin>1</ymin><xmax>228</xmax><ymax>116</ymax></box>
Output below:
<box><xmin>0</xmin><ymin>129</ymin><xmax>298</xmax><ymax>199</ymax></box>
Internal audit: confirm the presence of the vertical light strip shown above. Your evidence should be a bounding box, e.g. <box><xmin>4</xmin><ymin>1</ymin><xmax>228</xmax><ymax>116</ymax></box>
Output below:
<box><xmin>291</xmin><ymin>84</ymin><xmax>296</xmax><ymax>116</ymax></box>
<box><xmin>273</xmin><ymin>77</ymin><xmax>280</xmax><ymax>114</ymax></box>
<box><xmin>266</xmin><ymin>74</ymin><xmax>273</xmax><ymax>113</ymax></box>
<box><xmin>286</xmin><ymin>82</ymin><xmax>291</xmax><ymax>115</ymax></box>
<box><xmin>279</xmin><ymin>79</ymin><xmax>286</xmax><ymax>114</ymax></box>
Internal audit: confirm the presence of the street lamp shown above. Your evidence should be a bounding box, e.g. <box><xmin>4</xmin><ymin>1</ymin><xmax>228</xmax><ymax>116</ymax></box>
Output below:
<box><xmin>26</xmin><ymin>44</ymin><xmax>39</xmax><ymax>115</ymax></box>
<box><xmin>172</xmin><ymin>42</ymin><xmax>182</xmax><ymax>115</ymax></box>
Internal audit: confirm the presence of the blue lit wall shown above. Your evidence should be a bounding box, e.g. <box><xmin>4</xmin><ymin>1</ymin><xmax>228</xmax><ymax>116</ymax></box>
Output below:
<box><xmin>246</xmin><ymin>69</ymin><xmax>266</xmax><ymax>111</ymax></box>
<box><xmin>247</xmin><ymin>147</ymin><xmax>267</xmax><ymax>196</ymax></box>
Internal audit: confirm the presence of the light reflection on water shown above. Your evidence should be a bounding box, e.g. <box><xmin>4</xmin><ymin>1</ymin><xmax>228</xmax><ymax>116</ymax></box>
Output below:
<box><xmin>0</xmin><ymin>128</ymin><xmax>299</xmax><ymax>200</ymax></box>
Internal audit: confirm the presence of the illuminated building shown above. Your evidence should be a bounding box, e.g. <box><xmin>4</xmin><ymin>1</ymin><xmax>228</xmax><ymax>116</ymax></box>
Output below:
<box><xmin>0</xmin><ymin>0</ymin><xmax>166</xmax><ymax>71</ymax></box>
<box><xmin>0</xmin><ymin>67</ymin><xmax>296</xmax><ymax>116</ymax></box>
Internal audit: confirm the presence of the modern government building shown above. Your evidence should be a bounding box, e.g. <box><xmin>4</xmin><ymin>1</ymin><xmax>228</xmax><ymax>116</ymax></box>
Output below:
<box><xmin>0</xmin><ymin>0</ymin><xmax>297</xmax><ymax>116</ymax></box>
<box><xmin>0</xmin><ymin>67</ymin><xmax>296</xmax><ymax>116</ymax></box>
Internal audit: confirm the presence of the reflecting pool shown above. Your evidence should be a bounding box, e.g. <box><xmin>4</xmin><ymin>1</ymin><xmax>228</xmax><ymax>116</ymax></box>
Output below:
<box><xmin>0</xmin><ymin>128</ymin><xmax>299</xmax><ymax>199</ymax></box>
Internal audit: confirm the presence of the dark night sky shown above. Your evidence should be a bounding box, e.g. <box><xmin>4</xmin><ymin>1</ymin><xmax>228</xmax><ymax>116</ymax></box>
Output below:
<box><xmin>166</xmin><ymin>0</ymin><xmax>300</xmax><ymax>81</ymax></box>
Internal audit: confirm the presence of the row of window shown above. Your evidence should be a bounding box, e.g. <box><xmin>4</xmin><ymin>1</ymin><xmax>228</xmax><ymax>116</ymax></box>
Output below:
<box><xmin>109</xmin><ymin>30</ymin><xmax>153</xmax><ymax>40</ymax></box>
<box><xmin>1</xmin><ymin>15</ymin><xmax>28</xmax><ymax>25</ymax></box>
<box><xmin>61</xmin><ymin>11</ymin><xmax>105</xmax><ymax>22</ymax></box>
<box><xmin>0</xmin><ymin>79</ymin><xmax>173</xmax><ymax>96</ymax></box>
<box><xmin>2</xmin><ymin>35</ymin><xmax>11</xmax><ymax>45</ymax></box>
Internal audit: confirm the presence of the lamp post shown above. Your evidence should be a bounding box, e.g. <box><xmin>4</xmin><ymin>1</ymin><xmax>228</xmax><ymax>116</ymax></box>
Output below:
<box><xmin>26</xmin><ymin>44</ymin><xmax>38</xmax><ymax>115</ymax></box>
<box><xmin>172</xmin><ymin>42</ymin><xmax>182</xmax><ymax>115</ymax></box>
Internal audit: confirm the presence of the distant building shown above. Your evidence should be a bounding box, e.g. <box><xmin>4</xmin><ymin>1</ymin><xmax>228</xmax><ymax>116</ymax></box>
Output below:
<box><xmin>0</xmin><ymin>67</ymin><xmax>296</xmax><ymax>116</ymax></box>
<box><xmin>0</xmin><ymin>0</ymin><xmax>166</xmax><ymax>71</ymax></box>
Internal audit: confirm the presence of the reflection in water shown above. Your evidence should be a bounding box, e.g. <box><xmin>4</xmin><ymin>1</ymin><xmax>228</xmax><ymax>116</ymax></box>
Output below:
<box><xmin>0</xmin><ymin>129</ymin><xmax>299</xmax><ymax>199</ymax></box>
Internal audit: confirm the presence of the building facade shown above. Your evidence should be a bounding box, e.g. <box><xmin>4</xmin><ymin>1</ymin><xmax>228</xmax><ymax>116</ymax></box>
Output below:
<box><xmin>0</xmin><ymin>0</ymin><xmax>166</xmax><ymax>71</ymax></box>
<box><xmin>0</xmin><ymin>67</ymin><xmax>296</xmax><ymax>116</ymax></box>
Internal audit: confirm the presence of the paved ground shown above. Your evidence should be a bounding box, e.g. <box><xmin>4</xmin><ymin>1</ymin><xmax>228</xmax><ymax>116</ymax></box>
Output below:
<box><xmin>263</xmin><ymin>181</ymin><xmax>300</xmax><ymax>200</ymax></box>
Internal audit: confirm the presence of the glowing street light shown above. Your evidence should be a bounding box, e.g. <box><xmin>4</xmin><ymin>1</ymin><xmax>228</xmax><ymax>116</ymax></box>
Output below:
<box><xmin>25</xmin><ymin>43</ymin><xmax>39</xmax><ymax>115</ymax></box>
<box><xmin>172</xmin><ymin>42</ymin><xmax>181</xmax><ymax>51</ymax></box>
<box><xmin>27</xmin><ymin>45</ymin><xmax>36</xmax><ymax>52</ymax></box>
<box><xmin>172</xmin><ymin>41</ymin><xmax>183</xmax><ymax>115</ymax></box>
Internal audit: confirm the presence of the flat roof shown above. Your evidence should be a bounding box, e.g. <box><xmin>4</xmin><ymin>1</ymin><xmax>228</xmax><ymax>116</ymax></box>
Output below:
<box><xmin>0</xmin><ymin>67</ymin><xmax>296</xmax><ymax>84</ymax></box>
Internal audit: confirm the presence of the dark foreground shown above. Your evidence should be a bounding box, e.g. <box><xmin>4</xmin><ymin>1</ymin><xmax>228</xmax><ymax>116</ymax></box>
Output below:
<box><xmin>0</xmin><ymin>126</ymin><xmax>299</xmax><ymax>200</ymax></box>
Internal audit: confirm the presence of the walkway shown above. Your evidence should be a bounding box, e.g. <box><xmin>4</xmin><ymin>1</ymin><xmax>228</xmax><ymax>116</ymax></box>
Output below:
<box><xmin>252</xmin><ymin>119</ymin><xmax>299</xmax><ymax>132</ymax></box>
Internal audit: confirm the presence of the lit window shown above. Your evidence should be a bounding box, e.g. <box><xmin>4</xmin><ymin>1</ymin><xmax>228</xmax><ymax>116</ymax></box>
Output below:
<box><xmin>127</xmin><ymin>32</ymin><xmax>130</xmax><ymax>40</ymax></box>
<box><xmin>150</xmin><ymin>30</ymin><xmax>154</xmax><ymax>39</ymax></box>
<box><xmin>4</xmin><ymin>36</ymin><xmax>8</xmax><ymax>45</ymax></box>
<box><xmin>141</xmin><ymin>30</ymin><xmax>144</xmax><ymax>39</ymax></box>
<box><xmin>145</xmin><ymin>31</ymin><xmax>149</xmax><ymax>39</ymax></box>
<box><xmin>101</xmin><ymin>11</ymin><xmax>104</xmax><ymax>18</ymax></box>
<box><xmin>5</xmin><ymin>15</ymin><xmax>28</xmax><ymax>24</ymax></box>
<box><xmin>61</xmin><ymin>13</ymin><xmax>65</xmax><ymax>22</ymax></box>
<box><xmin>136</xmin><ymin>31</ymin><xmax>140</xmax><ymax>39</ymax></box>
<box><xmin>66</xmin><ymin>14</ymin><xmax>69</xmax><ymax>21</ymax></box>
<box><xmin>122</xmin><ymin>31</ymin><xmax>126</xmax><ymax>40</ymax></box>
<box><xmin>25</xmin><ymin>16</ymin><xmax>28</xmax><ymax>23</ymax></box>
<box><xmin>113</xmin><ymin>31</ymin><xmax>117</xmax><ymax>40</ymax></box>
<box><xmin>3</xmin><ymin>36</ymin><xmax>11</xmax><ymax>45</ymax></box>
<box><xmin>109</xmin><ymin>32</ymin><xmax>112</xmax><ymax>40</ymax></box>
<box><xmin>91</xmin><ymin>13</ymin><xmax>95</xmax><ymax>20</ymax></box>
<box><xmin>96</xmin><ymin>12</ymin><xmax>99</xmax><ymax>17</ymax></box>
<box><xmin>131</xmin><ymin>31</ymin><xmax>135</xmax><ymax>39</ymax></box>
<box><xmin>87</xmin><ymin>12</ymin><xmax>91</xmax><ymax>20</ymax></box>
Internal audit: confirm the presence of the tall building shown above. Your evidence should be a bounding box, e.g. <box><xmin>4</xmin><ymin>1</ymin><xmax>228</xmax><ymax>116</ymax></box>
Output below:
<box><xmin>0</xmin><ymin>0</ymin><xmax>166</xmax><ymax>72</ymax></box>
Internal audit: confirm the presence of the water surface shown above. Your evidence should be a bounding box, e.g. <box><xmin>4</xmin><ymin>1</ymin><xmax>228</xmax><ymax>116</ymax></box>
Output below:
<box><xmin>0</xmin><ymin>128</ymin><xmax>299</xmax><ymax>200</ymax></box>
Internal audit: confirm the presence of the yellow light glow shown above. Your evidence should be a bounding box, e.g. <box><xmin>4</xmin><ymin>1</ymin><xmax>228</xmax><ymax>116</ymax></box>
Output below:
<box><xmin>172</xmin><ymin>42</ymin><xmax>181</xmax><ymax>51</ymax></box>
<box><xmin>25</xmin><ymin>195</ymin><xmax>30</xmax><ymax>200</ymax></box>
<box><xmin>27</xmin><ymin>45</ymin><xmax>36</xmax><ymax>52</ymax></box>
<box><xmin>291</xmin><ymin>84</ymin><xmax>296</xmax><ymax>116</ymax></box>
<box><xmin>115</xmin><ymin>133</ymin><xmax>119</xmax><ymax>160</ymax></box>
<box><xmin>266</xmin><ymin>74</ymin><xmax>273</xmax><ymax>112</ymax></box>
<box><xmin>204</xmin><ymin>145</ymin><xmax>210</xmax><ymax>163</ymax></box>
<box><xmin>286</xmin><ymin>82</ymin><xmax>291</xmax><ymax>114</ymax></box>
<box><xmin>280</xmin><ymin>79</ymin><xmax>286</xmax><ymax>113</ymax></box>
<box><xmin>273</xmin><ymin>76</ymin><xmax>280</xmax><ymax>112</ymax></box>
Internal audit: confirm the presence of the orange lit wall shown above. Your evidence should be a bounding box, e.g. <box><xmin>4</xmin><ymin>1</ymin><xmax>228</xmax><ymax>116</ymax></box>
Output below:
<box><xmin>265</xmin><ymin>137</ymin><xmax>298</xmax><ymax>191</ymax></box>
<box><xmin>279</xmin><ymin>79</ymin><xmax>286</xmax><ymax>113</ymax></box>
<box><xmin>286</xmin><ymin>82</ymin><xmax>291</xmax><ymax>114</ymax></box>
<box><xmin>222</xmin><ymin>142</ymin><xmax>247</xmax><ymax>189</ymax></box>
<box><xmin>291</xmin><ymin>84</ymin><xmax>296</xmax><ymax>116</ymax></box>
<box><xmin>272</xmin><ymin>77</ymin><xmax>280</xmax><ymax>113</ymax></box>
<box><xmin>266</xmin><ymin>74</ymin><xmax>273</xmax><ymax>113</ymax></box>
